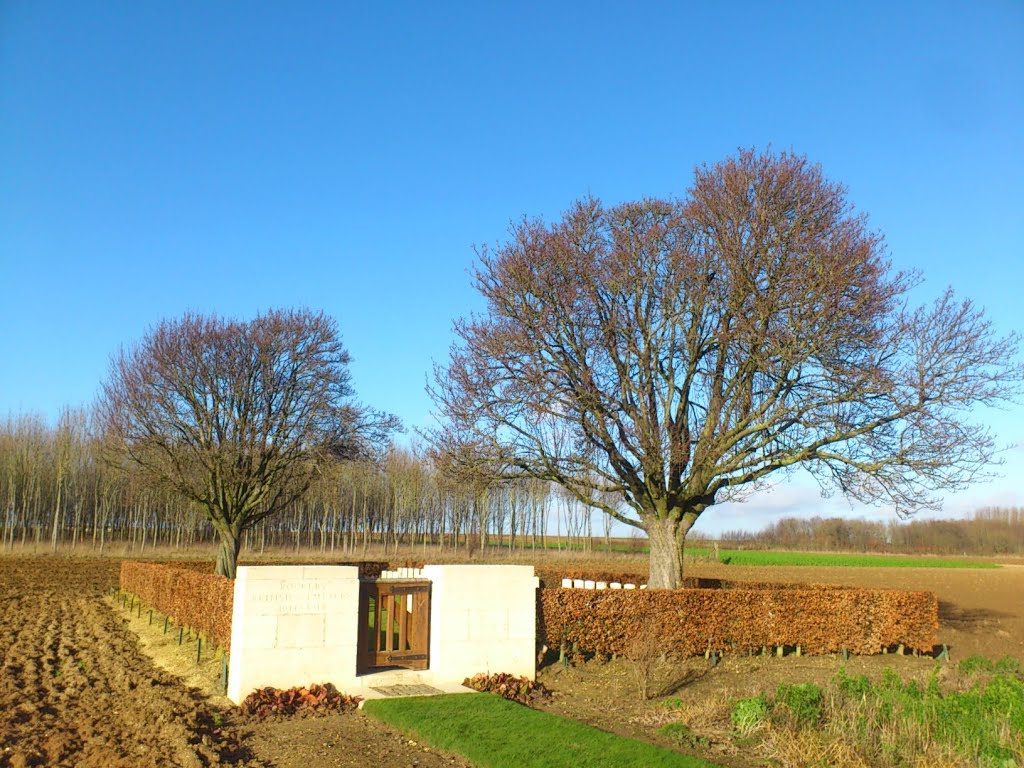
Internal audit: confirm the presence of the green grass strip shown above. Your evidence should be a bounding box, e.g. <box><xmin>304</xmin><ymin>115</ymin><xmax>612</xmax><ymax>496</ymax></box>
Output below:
<box><xmin>363</xmin><ymin>693</ymin><xmax>722</xmax><ymax>768</ymax></box>
<box><xmin>703</xmin><ymin>549</ymin><xmax>998</xmax><ymax>568</ymax></box>
<box><xmin>495</xmin><ymin>539</ymin><xmax>999</xmax><ymax>567</ymax></box>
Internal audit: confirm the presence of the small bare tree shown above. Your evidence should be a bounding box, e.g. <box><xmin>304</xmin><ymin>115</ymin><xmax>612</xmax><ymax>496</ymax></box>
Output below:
<box><xmin>99</xmin><ymin>309</ymin><xmax>398</xmax><ymax>577</ymax></box>
<box><xmin>625</xmin><ymin>621</ymin><xmax>665</xmax><ymax>701</ymax></box>
<box><xmin>429</xmin><ymin>149</ymin><xmax>1023</xmax><ymax>588</ymax></box>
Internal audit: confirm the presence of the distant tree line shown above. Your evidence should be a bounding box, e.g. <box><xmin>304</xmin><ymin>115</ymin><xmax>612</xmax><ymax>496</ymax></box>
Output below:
<box><xmin>2</xmin><ymin>408</ymin><xmax>1019</xmax><ymax>558</ymax></box>
<box><xmin>720</xmin><ymin>507</ymin><xmax>1024</xmax><ymax>556</ymax></box>
<box><xmin>0</xmin><ymin>409</ymin><xmax>617</xmax><ymax>557</ymax></box>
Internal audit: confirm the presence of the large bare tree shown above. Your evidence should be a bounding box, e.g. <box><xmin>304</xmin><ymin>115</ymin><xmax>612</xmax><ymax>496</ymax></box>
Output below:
<box><xmin>429</xmin><ymin>150</ymin><xmax>1023</xmax><ymax>588</ymax></box>
<box><xmin>100</xmin><ymin>308</ymin><xmax>399</xmax><ymax>577</ymax></box>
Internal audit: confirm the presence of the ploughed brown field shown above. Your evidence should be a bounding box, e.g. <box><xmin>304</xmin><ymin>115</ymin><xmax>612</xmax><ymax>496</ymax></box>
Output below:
<box><xmin>1</xmin><ymin>551</ymin><xmax>1021</xmax><ymax>768</ymax></box>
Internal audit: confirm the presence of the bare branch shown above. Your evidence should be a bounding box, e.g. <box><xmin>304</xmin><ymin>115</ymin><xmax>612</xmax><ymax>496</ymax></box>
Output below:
<box><xmin>426</xmin><ymin>149</ymin><xmax>1023</xmax><ymax>587</ymax></box>
<box><xmin>98</xmin><ymin>308</ymin><xmax>400</xmax><ymax>576</ymax></box>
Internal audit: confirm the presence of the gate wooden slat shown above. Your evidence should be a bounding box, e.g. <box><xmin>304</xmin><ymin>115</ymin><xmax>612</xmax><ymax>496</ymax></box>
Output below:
<box><xmin>398</xmin><ymin>593</ymin><xmax>407</xmax><ymax>652</ymax></box>
<box><xmin>357</xmin><ymin>579</ymin><xmax>431</xmax><ymax>673</ymax></box>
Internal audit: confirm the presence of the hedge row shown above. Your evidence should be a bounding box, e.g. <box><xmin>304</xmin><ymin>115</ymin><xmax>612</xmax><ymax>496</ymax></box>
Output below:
<box><xmin>120</xmin><ymin>561</ymin><xmax>234</xmax><ymax>652</ymax></box>
<box><xmin>538</xmin><ymin>585</ymin><xmax>938</xmax><ymax>657</ymax></box>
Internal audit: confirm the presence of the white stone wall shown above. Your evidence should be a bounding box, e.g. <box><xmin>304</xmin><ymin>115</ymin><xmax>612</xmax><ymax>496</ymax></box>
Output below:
<box><xmin>422</xmin><ymin>565</ymin><xmax>537</xmax><ymax>682</ymax></box>
<box><xmin>227</xmin><ymin>565</ymin><xmax>360</xmax><ymax>703</ymax></box>
<box><xmin>227</xmin><ymin>563</ymin><xmax>537</xmax><ymax>703</ymax></box>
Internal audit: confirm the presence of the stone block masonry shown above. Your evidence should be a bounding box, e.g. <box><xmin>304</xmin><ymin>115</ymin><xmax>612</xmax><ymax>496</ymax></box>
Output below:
<box><xmin>423</xmin><ymin>565</ymin><xmax>537</xmax><ymax>683</ymax></box>
<box><xmin>227</xmin><ymin>566</ymin><xmax>360</xmax><ymax>703</ymax></box>
<box><xmin>227</xmin><ymin>564</ymin><xmax>536</xmax><ymax>704</ymax></box>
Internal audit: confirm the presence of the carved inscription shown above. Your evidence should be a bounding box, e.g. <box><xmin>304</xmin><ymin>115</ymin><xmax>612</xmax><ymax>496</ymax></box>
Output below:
<box><xmin>249</xmin><ymin>580</ymin><xmax>347</xmax><ymax>615</ymax></box>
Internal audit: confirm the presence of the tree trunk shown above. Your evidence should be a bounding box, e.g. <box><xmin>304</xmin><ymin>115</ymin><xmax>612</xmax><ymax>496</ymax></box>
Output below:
<box><xmin>50</xmin><ymin>476</ymin><xmax>63</xmax><ymax>553</ymax></box>
<box><xmin>215</xmin><ymin>525</ymin><xmax>243</xmax><ymax>579</ymax></box>
<box><xmin>646</xmin><ymin>515</ymin><xmax>694</xmax><ymax>589</ymax></box>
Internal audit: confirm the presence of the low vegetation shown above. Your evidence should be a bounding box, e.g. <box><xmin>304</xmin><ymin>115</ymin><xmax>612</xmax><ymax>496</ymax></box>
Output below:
<box><xmin>363</xmin><ymin>693</ymin><xmax>722</xmax><ymax>768</ymax></box>
<box><xmin>659</xmin><ymin>659</ymin><xmax>1024</xmax><ymax>767</ymax></box>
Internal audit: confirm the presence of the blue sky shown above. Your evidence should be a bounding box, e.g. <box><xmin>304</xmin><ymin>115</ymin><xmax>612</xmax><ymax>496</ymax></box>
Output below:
<box><xmin>2</xmin><ymin>1</ymin><xmax>1021</xmax><ymax>534</ymax></box>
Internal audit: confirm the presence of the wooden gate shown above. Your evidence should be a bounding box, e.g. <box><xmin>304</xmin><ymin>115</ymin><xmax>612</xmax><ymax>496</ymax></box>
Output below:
<box><xmin>357</xmin><ymin>580</ymin><xmax>431</xmax><ymax>672</ymax></box>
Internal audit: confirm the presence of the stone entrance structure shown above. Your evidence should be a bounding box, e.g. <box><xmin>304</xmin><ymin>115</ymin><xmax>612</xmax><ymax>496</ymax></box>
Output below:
<box><xmin>226</xmin><ymin>564</ymin><xmax>537</xmax><ymax>704</ymax></box>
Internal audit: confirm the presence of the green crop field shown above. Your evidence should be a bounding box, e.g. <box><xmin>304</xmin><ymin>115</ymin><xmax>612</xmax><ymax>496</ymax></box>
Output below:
<box><xmin>487</xmin><ymin>539</ymin><xmax>999</xmax><ymax>568</ymax></box>
<box><xmin>698</xmin><ymin>549</ymin><xmax>999</xmax><ymax>568</ymax></box>
<box><xmin>363</xmin><ymin>693</ymin><xmax>722</xmax><ymax>768</ymax></box>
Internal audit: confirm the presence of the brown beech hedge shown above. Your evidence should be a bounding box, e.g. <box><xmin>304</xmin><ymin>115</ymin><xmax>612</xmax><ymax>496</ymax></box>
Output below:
<box><xmin>120</xmin><ymin>561</ymin><xmax>234</xmax><ymax>652</ymax></box>
<box><xmin>538</xmin><ymin>584</ymin><xmax>938</xmax><ymax>656</ymax></box>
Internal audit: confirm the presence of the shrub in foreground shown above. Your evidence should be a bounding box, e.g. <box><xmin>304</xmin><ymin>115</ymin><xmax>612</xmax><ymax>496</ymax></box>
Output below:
<box><xmin>772</xmin><ymin>683</ymin><xmax>822</xmax><ymax>728</ymax></box>
<box><xmin>730</xmin><ymin>695</ymin><xmax>769</xmax><ymax>736</ymax></box>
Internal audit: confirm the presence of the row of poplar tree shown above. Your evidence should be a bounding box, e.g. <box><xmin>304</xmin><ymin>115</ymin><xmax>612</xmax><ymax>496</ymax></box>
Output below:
<box><xmin>5</xmin><ymin>407</ymin><xmax>1020</xmax><ymax>558</ymax></box>
<box><xmin>0</xmin><ymin>409</ymin><xmax>616</xmax><ymax>556</ymax></box>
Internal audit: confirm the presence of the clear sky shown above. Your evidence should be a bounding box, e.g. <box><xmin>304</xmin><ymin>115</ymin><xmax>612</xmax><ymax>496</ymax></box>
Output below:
<box><xmin>2</xmin><ymin>1</ymin><xmax>1021</xmax><ymax>534</ymax></box>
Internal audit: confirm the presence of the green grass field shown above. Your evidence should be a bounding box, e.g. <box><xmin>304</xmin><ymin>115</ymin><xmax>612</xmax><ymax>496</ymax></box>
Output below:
<box><xmin>697</xmin><ymin>549</ymin><xmax>999</xmax><ymax>568</ymax></box>
<box><xmin>363</xmin><ymin>693</ymin><xmax>722</xmax><ymax>768</ymax></box>
<box><xmin>486</xmin><ymin>539</ymin><xmax>998</xmax><ymax>568</ymax></box>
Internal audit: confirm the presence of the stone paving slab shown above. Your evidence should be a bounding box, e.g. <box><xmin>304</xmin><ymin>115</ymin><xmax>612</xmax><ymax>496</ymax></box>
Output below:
<box><xmin>369</xmin><ymin>684</ymin><xmax>447</xmax><ymax>697</ymax></box>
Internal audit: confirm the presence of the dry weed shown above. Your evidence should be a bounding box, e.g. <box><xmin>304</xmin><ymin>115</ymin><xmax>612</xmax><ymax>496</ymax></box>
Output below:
<box><xmin>910</xmin><ymin>755</ymin><xmax>962</xmax><ymax>768</ymax></box>
<box><xmin>668</xmin><ymin>691</ymin><xmax>733</xmax><ymax>732</ymax></box>
<box><xmin>761</xmin><ymin>726</ymin><xmax>872</xmax><ymax>768</ymax></box>
<box><xmin>759</xmin><ymin>694</ymin><xmax>1000</xmax><ymax>768</ymax></box>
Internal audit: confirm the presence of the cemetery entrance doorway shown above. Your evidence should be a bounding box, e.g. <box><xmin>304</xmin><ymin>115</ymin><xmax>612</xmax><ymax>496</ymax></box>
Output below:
<box><xmin>357</xmin><ymin>579</ymin><xmax>431</xmax><ymax>673</ymax></box>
